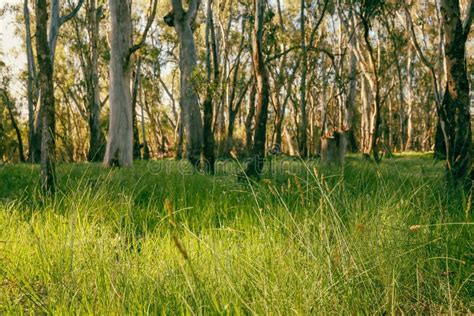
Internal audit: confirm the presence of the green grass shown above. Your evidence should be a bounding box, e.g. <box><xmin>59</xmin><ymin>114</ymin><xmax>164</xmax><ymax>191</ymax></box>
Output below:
<box><xmin>0</xmin><ymin>154</ymin><xmax>472</xmax><ymax>314</ymax></box>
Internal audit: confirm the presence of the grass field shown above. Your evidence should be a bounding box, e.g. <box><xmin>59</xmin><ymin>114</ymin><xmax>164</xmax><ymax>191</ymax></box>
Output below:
<box><xmin>0</xmin><ymin>154</ymin><xmax>472</xmax><ymax>314</ymax></box>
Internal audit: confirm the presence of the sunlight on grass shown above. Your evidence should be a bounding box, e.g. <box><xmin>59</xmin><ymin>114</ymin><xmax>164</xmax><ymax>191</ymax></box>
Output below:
<box><xmin>0</xmin><ymin>154</ymin><xmax>472</xmax><ymax>314</ymax></box>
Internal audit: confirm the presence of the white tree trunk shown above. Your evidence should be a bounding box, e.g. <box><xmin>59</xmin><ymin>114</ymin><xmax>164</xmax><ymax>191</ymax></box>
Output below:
<box><xmin>103</xmin><ymin>0</ymin><xmax>133</xmax><ymax>167</ymax></box>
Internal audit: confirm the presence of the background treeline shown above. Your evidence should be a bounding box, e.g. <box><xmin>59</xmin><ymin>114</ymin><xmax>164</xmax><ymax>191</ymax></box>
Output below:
<box><xmin>0</xmin><ymin>0</ymin><xmax>473</xmax><ymax>189</ymax></box>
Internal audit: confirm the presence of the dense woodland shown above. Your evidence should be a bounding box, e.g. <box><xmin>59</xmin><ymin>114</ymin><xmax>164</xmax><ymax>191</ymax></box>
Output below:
<box><xmin>0</xmin><ymin>0</ymin><xmax>473</xmax><ymax>189</ymax></box>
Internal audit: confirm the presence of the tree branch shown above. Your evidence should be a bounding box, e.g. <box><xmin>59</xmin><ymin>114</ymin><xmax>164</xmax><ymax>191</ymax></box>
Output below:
<box><xmin>60</xmin><ymin>0</ymin><xmax>85</xmax><ymax>26</ymax></box>
<box><xmin>186</xmin><ymin>0</ymin><xmax>201</xmax><ymax>25</ymax></box>
<box><xmin>267</xmin><ymin>45</ymin><xmax>337</xmax><ymax>63</ymax></box>
<box><xmin>462</xmin><ymin>0</ymin><xmax>474</xmax><ymax>39</ymax></box>
<box><xmin>129</xmin><ymin>0</ymin><xmax>158</xmax><ymax>56</ymax></box>
<box><xmin>308</xmin><ymin>0</ymin><xmax>329</xmax><ymax>46</ymax></box>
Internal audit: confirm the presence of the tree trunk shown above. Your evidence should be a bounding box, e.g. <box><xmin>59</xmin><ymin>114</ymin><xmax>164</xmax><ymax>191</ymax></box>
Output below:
<box><xmin>245</xmin><ymin>0</ymin><xmax>270</xmax><ymax>177</ymax></box>
<box><xmin>36</xmin><ymin>0</ymin><xmax>56</xmax><ymax>194</ymax></box>
<box><xmin>321</xmin><ymin>131</ymin><xmax>347</xmax><ymax>166</ymax></box>
<box><xmin>318</xmin><ymin>55</ymin><xmax>329</xmax><ymax>156</ymax></box>
<box><xmin>405</xmin><ymin>45</ymin><xmax>414</xmax><ymax>151</ymax></box>
<box><xmin>344</xmin><ymin>42</ymin><xmax>358</xmax><ymax>153</ymax></box>
<box><xmin>104</xmin><ymin>0</ymin><xmax>133</xmax><ymax>167</ymax></box>
<box><xmin>176</xmin><ymin>115</ymin><xmax>184</xmax><ymax>159</ymax></box>
<box><xmin>24</xmin><ymin>0</ymin><xmax>40</xmax><ymax>163</ymax></box>
<box><xmin>87</xmin><ymin>0</ymin><xmax>105</xmax><ymax>162</ymax></box>
<box><xmin>48</xmin><ymin>0</ymin><xmax>61</xmax><ymax>64</ymax></box>
<box><xmin>132</xmin><ymin>58</ymin><xmax>142</xmax><ymax>160</ymax></box>
<box><xmin>104</xmin><ymin>0</ymin><xmax>155</xmax><ymax>166</ymax></box>
<box><xmin>434</xmin><ymin>118</ymin><xmax>447</xmax><ymax>159</ymax></box>
<box><xmin>395</xmin><ymin>56</ymin><xmax>406</xmax><ymax>152</ymax></box>
<box><xmin>297</xmin><ymin>0</ymin><xmax>308</xmax><ymax>158</ymax></box>
<box><xmin>245</xmin><ymin>82</ymin><xmax>256</xmax><ymax>155</ymax></box>
<box><xmin>165</xmin><ymin>0</ymin><xmax>203</xmax><ymax>169</ymax></box>
<box><xmin>1</xmin><ymin>91</ymin><xmax>26</xmax><ymax>162</ymax></box>
<box><xmin>439</xmin><ymin>0</ymin><xmax>473</xmax><ymax>184</ymax></box>
<box><xmin>203</xmin><ymin>0</ymin><xmax>217</xmax><ymax>173</ymax></box>
<box><xmin>139</xmin><ymin>86</ymin><xmax>150</xmax><ymax>160</ymax></box>
<box><xmin>361</xmin><ymin>76</ymin><xmax>371</xmax><ymax>155</ymax></box>
<box><xmin>29</xmin><ymin>0</ymin><xmax>84</xmax><ymax>164</ymax></box>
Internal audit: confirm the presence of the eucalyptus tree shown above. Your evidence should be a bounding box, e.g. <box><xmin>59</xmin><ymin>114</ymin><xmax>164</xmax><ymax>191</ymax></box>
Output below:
<box><xmin>245</xmin><ymin>0</ymin><xmax>270</xmax><ymax>177</ymax></box>
<box><xmin>35</xmin><ymin>0</ymin><xmax>56</xmax><ymax>193</ymax></box>
<box><xmin>344</xmin><ymin>18</ymin><xmax>358</xmax><ymax>152</ymax></box>
<box><xmin>85</xmin><ymin>0</ymin><xmax>105</xmax><ymax>162</ymax></box>
<box><xmin>439</xmin><ymin>0</ymin><xmax>473</xmax><ymax>184</ymax></box>
<box><xmin>23</xmin><ymin>0</ymin><xmax>39</xmax><ymax>162</ymax></box>
<box><xmin>24</xmin><ymin>0</ymin><xmax>84</xmax><ymax>163</ymax></box>
<box><xmin>132</xmin><ymin>57</ymin><xmax>143</xmax><ymax>160</ymax></box>
<box><xmin>70</xmin><ymin>0</ymin><xmax>106</xmax><ymax>162</ymax></box>
<box><xmin>202</xmin><ymin>0</ymin><xmax>218</xmax><ymax>173</ymax></box>
<box><xmin>104</xmin><ymin>0</ymin><xmax>157</xmax><ymax>167</ymax></box>
<box><xmin>298</xmin><ymin>0</ymin><xmax>309</xmax><ymax>157</ymax></box>
<box><xmin>0</xmin><ymin>87</ymin><xmax>25</xmax><ymax>163</ymax></box>
<box><xmin>164</xmin><ymin>0</ymin><xmax>203</xmax><ymax>169</ymax></box>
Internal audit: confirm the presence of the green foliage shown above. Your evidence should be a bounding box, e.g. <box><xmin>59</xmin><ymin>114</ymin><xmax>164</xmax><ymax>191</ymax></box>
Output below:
<box><xmin>0</xmin><ymin>155</ymin><xmax>472</xmax><ymax>313</ymax></box>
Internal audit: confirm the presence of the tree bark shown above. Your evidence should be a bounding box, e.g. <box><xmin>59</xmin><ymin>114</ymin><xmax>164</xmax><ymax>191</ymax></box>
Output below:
<box><xmin>439</xmin><ymin>0</ymin><xmax>473</xmax><ymax>184</ymax></box>
<box><xmin>361</xmin><ymin>76</ymin><xmax>371</xmax><ymax>155</ymax></box>
<box><xmin>176</xmin><ymin>115</ymin><xmax>184</xmax><ymax>159</ymax></box>
<box><xmin>87</xmin><ymin>0</ymin><xmax>105</xmax><ymax>162</ymax></box>
<box><xmin>104</xmin><ymin>0</ymin><xmax>133</xmax><ymax>167</ymax></box>
<box><xmin>29</xmin><ymin>0</ymin><xmax>84</xmax><ymax>164</ymax></box>
<box><xmin>49</xmin><ymin>0</ymin><xmax>85</xmax><ymax>66</ymax></box>
<box><xmin>203</xmin><ymin>0</ymin><xmax>217</xmax><ymax>173</ymax></box>
<box><xmin>104</xmin><ymin>0</ymin><xmax>156</xmax><ymax>167</ymax></box>
<box><xmin>297</xmin><ymin>0</ymin><xmax>308</xmax><ymax>158</ymax></box>
<box><xmin>344</xmin><ymin>37</ymin><xmax>358</xmax><ymax>153</ymax></box>
<box><xmin>165</xmin><ymin>0</ymin><xmax>203</xmax><ymax>169</ymax></box>
<box><xmin>395</xmin><ymin>55</ymin><xmax>406</xmax><ymax>152</ymax></box>
<box><xmin>36</xmin><ymin>0</ymin><xmax>56</xmax><ymax>194</ymax></box>
<box><xmin>362</xmin><ymin>23</ymin><xmax>382</xmax><ymax>163</ymax></box>
<box><xmin>245</xmin><ymin>0</ymin><xmax>270</xmax><ymax>177</ymax></box>
<box><xmin>24</xmin><ymin>0</ymin><xmax>40</xmax><ymax>163</ymax></box>
<box><xmin>245</xmin><ymin>82</ymin><xmax>256</xmax><ymax>155</ymax></box>
<box><xmin>132</xmin><ymin>58</ymin><xmax>142</xmax><ymax>160</ymax></box>
<box><xmin>0</xmin><ymin>91</ymin><xmax>25</xmax><ymax>162</ymax></box>
<box><xmin>139</xmin><ymin>86</ymin><xmax>150</xmax><ymax>160</ymax></box>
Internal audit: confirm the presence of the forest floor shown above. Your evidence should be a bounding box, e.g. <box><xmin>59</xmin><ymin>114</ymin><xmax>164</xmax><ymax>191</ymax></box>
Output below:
<box><xmin>0</xmin><ymin>153</ymin><xmax>472</xmax><ymax>314</ymax></box>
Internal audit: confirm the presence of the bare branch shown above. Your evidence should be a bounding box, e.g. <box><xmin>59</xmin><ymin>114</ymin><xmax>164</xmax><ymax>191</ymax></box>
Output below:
<box><xmin>129</xmin><ymin>0</ymin><xmax>158</xmax><ymax>56</ymax></box>
<box><xmin>60</xmin><ymin>0</ymin><xmax>85</xmax><ymax>26</ymax></box>
<box><xmin>267</xmin><ymin>45</ymin><xmax>337</xmax><ymax>63</ymax></box>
